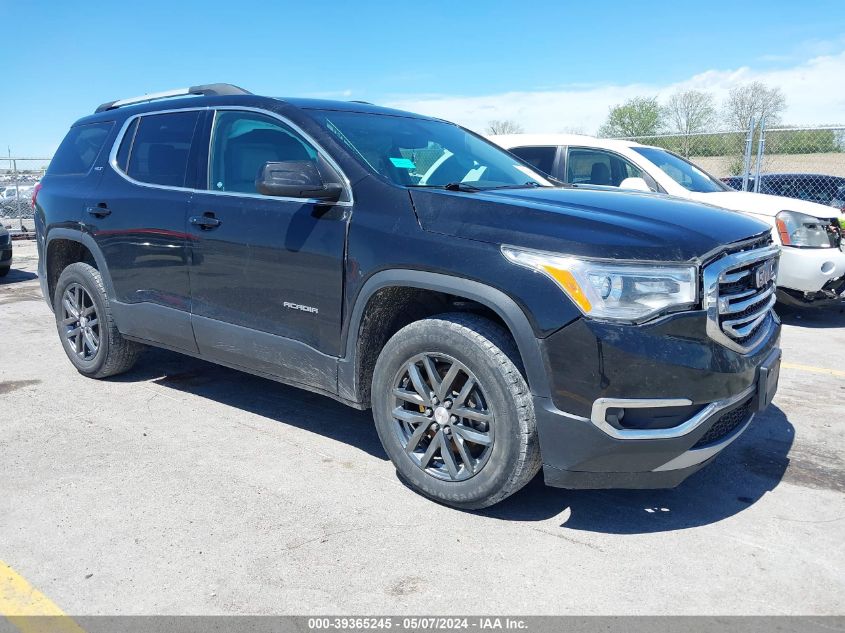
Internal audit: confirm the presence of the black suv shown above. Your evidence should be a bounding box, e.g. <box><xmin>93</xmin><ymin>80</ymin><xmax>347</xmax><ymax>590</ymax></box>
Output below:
<box><xmin>35</xmin><ymin>84</ymin><xmax>782</xmax><ymax>509</ymax></box>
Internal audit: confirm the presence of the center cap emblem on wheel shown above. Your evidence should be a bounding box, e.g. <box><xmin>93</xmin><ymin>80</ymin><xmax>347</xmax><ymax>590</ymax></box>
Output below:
<box><xmin>434</xmin><ymin>406</ymin><xmax>450</xmax><ymax>425</ymax></box>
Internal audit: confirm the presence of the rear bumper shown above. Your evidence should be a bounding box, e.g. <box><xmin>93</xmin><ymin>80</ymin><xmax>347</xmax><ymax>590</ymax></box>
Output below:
<box><xmin>533</xmin><ymin>311</ymin><xmax>781</xmax><ymax>489</ymax></box>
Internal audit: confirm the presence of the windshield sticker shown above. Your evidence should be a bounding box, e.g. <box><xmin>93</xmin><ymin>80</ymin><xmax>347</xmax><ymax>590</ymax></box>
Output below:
<box><xmin>390</xmin><ymin>157</ymin><xmax>416</xmax><ymax>169</ymax></box>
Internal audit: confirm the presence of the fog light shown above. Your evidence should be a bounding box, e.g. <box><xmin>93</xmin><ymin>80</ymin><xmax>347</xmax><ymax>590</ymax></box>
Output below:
<box><xmin>605</xmin><ymin>407</ymin><xmax>625</xmax><ymax>426</ymax></box>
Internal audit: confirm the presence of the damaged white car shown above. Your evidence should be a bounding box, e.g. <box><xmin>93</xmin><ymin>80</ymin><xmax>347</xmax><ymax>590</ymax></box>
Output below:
<box><xmin>491</xmin><ymin>134</ymin><xmax>845</xmax><ymax>306</ymax></box>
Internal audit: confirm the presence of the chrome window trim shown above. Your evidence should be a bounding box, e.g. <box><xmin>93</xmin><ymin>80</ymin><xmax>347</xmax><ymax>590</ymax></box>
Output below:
<box><xmin>107</xmin><ymin>106</ymin><xmax>206</xmax><ymax>194</ymax></box>
<box><xmin>107</xmin><ymin>105</ymin><xmax>353</xmax><ymax>206</ymax></box>
<box><xmin>702</xmin><ymin>244</ymin><xmax>781</xmax><ymax>354</ymax></box>
<box><xmin>590</xmin><ymin>384</ymin><xmax>755</xmax><ymax>440</ymax></box>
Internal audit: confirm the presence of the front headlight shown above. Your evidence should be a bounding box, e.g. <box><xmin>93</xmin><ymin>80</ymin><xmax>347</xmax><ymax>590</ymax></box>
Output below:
<box><xmin>502</xmin><ymin>246</ymin><xmax>697</xmax><ymax>323</ymax></box>
<box><xmin>776</xmin><ymin>210</ymin><xmax>838</xmax><ymax>248</ymax></box>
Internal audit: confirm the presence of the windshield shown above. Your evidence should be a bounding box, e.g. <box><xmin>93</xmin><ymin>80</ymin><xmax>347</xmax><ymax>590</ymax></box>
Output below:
<box><xmin>310</xmin><ymin>111</ymin><xmax>552</xmax><ymax>189</ymax></box>
<box><xmin>632</xmin><ymin>146</ymin><xmax>729</xmax><ymax>194</ymax></box>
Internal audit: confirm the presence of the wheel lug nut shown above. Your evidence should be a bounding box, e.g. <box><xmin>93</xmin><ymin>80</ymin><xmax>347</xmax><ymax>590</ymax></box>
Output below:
<box><xmin>431</xmin><ymin>423</ymin><xmax>439</xmax><ymax>431</ymax></box>
<box><xmin>445</xmin><ymin>400</ymin><xmax>452</xmax><ymax>409</ymax></box>
<box><xmin>450</xmin><ymin>415</ymin><xmax>457</xmax><ymax>423</ymax></box>
<box><xmin>432</xmin><ymin>396</ymin><xmax>439</xmax><ymax>405</ymax></box>
<box><xmin>425</xmin><ymin>408</ymin><xmax>433</xmax><ymax>416</ymax></box>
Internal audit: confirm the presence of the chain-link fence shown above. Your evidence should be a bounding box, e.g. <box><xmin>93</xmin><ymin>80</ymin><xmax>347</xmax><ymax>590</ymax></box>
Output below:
<box><xmin>617</xmin><ymin>125</ymin><xmax>845</xmax><ymax>211</ymax></box>
<box><xmin>1</xmin><ymin>157</ymin><xmax>50</xmax><ymax>232</ymax></box>
<box><xmin>4</xmin><ymin>123</ymin><xmax>845</xmax><ymax>233</ymax></box>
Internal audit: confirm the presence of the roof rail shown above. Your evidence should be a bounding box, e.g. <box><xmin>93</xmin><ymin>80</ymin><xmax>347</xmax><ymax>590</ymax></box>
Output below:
<box><xmin>348</xmin><ymin>100</ymin><xmax>375</xmax><ymax>105</ymax></box>
<box><xmin>95</xmin><ymin>83</ymin><xmax>251</xmax><ymax>113</ymax></box>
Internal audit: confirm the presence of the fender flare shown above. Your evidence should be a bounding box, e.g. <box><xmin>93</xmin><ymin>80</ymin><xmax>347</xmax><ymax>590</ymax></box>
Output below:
<box><xmin>338</xmin><ymin>269</ymin><xmax>551</xmax><ymax>402</ymax></box>
<box><xmin>43</xmin><ymin>228</ymin><xmax>116</xmax><ymax>302</ymax></box>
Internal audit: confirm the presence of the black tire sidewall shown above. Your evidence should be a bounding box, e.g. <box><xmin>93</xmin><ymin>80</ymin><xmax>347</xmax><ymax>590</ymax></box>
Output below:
<box><xmin>372</xmin><ymin>320</ymin><xmax>524</xmax><ymax>508</ymax></box>
<box><xmin>54</xmin><ymin>264</ymin><xmax>110</xmax><ymax>376</ymax></box>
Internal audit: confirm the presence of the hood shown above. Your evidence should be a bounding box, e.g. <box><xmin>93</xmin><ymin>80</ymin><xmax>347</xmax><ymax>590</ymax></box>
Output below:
<box><xmin>409</xmin><ymin>187</ymin><xmax>771</xmax><ymax>263</ymax></box>
<box><xmin>687</xmin><ymin>190</ymin><xmax>839</xmax><ymax>219</ymax></box>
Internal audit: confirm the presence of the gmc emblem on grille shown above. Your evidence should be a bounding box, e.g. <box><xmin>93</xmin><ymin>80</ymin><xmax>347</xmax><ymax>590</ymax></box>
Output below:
<box><xmin>754</xmin><ymin>261</ymin><xmax>776</xmax><ymax>288</ymax></box>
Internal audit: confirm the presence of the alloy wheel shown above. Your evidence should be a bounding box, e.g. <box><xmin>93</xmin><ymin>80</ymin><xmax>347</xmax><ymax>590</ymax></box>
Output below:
<box><xmin>61</xmin><ymin>283</ymin><xmax>100</xmax><ymax>361</ymax></box>
<box><xmin>392</xmin><ymin>353</ymin><xmax>494</xmax><ymax>481</ymax></box>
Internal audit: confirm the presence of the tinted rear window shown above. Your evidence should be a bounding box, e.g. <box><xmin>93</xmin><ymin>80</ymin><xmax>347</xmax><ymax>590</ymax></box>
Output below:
<box><xmin>125</xmin><ymin>111</ymin><xmax>200</xmax><ymax>187</ymax></box>
<box><xmin>48</xmin><ymin>122</ymin><xmax>114</xmax><ymax>176</ymax></box>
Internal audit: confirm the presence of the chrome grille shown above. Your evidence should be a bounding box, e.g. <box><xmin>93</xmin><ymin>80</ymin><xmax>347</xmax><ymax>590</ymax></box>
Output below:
<box><xmin>703</xmin><ymin>243</ymin><xmax>780</xmax><ymax>353</ymax></box>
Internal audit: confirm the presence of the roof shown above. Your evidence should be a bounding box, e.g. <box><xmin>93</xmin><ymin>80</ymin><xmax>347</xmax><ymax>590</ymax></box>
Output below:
<box><xmin>73</xmin><ymin>89</ymin><xmax>434</xmax><ymax>127</ymax></box>
<box><xmin>488</xmin><ymin>133</ymin><xmax>644</xmax><ymax>149</ymax></box>
<box><xmin>276</xmin><ymin>97</ymin><xmax>434</xmax><ymax>119</ymax></box>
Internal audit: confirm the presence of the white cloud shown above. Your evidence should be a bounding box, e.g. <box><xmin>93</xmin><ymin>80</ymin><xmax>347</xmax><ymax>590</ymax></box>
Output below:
<box><xmin>384</xmin><ymin>50</ymin><xmax>845</xmax><ymax>134</ymax></box>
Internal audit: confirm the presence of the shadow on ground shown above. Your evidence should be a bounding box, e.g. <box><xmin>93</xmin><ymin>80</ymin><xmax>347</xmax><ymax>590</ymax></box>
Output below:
<box><xmin>777</xmin><ymin>301</ymin><xmax>845</xmax><ymax>328</ymax></box>
<box><xmin>483</xmin><ymin>406</ymin><xmax>795</xmax><ymax>533</ymax></box>
<box><xmin>115</xmin><ymin>348</ymin><xmax>799</xmax><ymax>533</ymax></box>
<box><xmin>0</xmin><ymin>268</ymin><xmax>38</xmax><ymax>284</ymax></box>
<box><xmin>114</xmin><ymin>347</ymin><xmax>387</xmax><ymax>460</ymax></box>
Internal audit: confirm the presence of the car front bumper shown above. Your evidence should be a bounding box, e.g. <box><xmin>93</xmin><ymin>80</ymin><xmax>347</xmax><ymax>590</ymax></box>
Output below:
<box><xmin>533</xmin><ymin>311</ymin><xmax>781</xmax><ymax>489</ymax></box>
<box><xmin>777</xmin><ymin>243</ymin><xmax>845</xmax><ymax>295</ymax></box>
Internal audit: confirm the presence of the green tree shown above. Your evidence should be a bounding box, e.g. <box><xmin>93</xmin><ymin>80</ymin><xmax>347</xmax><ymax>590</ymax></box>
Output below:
<box><xmin>597</xmin><ymin>97</ymin><xmax>664</xmax><ymax>138</ymax></box>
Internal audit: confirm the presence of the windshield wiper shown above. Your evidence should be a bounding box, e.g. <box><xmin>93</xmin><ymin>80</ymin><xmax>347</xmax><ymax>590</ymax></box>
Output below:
<box><xmin>443</xmin><ymin>182</ymin><xmax>481</xmax><ymax>192</ymax></box>
<box><xmin>407</xmin><ymin>182</ymin><xmax>482</xmax><ymax>192</ymax></box>
<box><xmin>486</xmin><ymin>181</ymin><xmax>546</xmax><ymax>190</ymax></box>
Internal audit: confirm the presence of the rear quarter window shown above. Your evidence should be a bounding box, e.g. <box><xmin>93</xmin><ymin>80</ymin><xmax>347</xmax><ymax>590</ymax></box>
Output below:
<box><xmin>47</xmin><ymin>122</ymin><xmax>114</xmax><ymax>176</ymax></box>
<box><xmin>122</xmin><ymin>111</ymin><xmax>200</xmax><ymax>188</ymax></box>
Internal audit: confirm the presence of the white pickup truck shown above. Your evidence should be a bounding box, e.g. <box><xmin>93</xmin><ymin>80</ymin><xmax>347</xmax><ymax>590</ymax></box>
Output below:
<box><xmin>491</xmin><ymin>134</ymin><xmax>845</xmax><ymax>306</ymax></box>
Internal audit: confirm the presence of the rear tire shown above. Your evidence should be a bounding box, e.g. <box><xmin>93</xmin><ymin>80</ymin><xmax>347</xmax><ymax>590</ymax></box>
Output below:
<box><xmin>54</xmin><ymin>262</ymin><xmax>142</xmax><ymax>378</ymax></box>
<box><xmin>0</xmin><ymin>264</ymin><xmax>9</xmax><ymax>277</ymax></box>
<box><xmin>371</xmin><ymin>313</ymin><xmax>540</xmax><ymax>509</ymax></box>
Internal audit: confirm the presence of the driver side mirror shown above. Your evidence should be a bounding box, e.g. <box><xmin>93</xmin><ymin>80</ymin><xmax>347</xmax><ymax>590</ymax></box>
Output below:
<box><xmin>256</xmin><ymin>160</ymin><xmax>343</xmax><ymax>201</ymax></box>
<box><xmin>618</xmin><ymin>177</ymin><xmax>653</xmax><ymax>193</ymax></box>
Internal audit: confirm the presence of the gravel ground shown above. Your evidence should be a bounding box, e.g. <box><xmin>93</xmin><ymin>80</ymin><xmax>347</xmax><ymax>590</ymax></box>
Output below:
<box><xmin>1</xmin><ymin>239</ymin><xmax>843</xmax><ymax>615</ymax></box>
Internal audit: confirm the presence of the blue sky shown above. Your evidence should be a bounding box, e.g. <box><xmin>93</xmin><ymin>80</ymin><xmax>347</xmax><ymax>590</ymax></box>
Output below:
<box><xmin>2</xmin><ymin>0</ymin><xmax>845</xmax><ymax>156</ymax></box>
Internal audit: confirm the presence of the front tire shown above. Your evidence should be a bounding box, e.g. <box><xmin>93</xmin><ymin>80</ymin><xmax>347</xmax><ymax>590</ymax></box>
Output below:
<box><xmin>0</xmin><ymin>264</ymin><xmax>9</xmax><ymax>277</ymax></box>
<box><xmin>53</xmin><ymin>262</ymin><xmax>142</xmax><ymax>378</ymax></box>
<box><xmin>371</xmin><ymin>313</ymin><xmax>540</xmax><ymax>509</ymax></box>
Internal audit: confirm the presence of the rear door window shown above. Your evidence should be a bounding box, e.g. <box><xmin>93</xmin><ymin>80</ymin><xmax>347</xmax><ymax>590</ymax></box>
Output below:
<box><xmin>123</xmin><ymin>111</ymin><xmax>200</xmax><ymax>187</ymax></box>
<box><xmin>47</xmin><ymin>122</ymin><xmax>114</xmax><ymax>176</ymax></box>
<box><xmin>509</xmin><ymin>146</ymin><xmax>557</xmax><ymax>176</ymax></box>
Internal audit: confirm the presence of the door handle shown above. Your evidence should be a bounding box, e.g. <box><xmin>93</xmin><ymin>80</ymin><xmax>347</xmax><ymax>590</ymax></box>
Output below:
<box><xmin>190</xmin><ymin>213</ymin><xmax>221</xmax><ymax>229</ymax></box>
<box><xmin>86</xmin><ymin>204</ymin><xmax>111</xmax><ymax>218</ymax></box>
